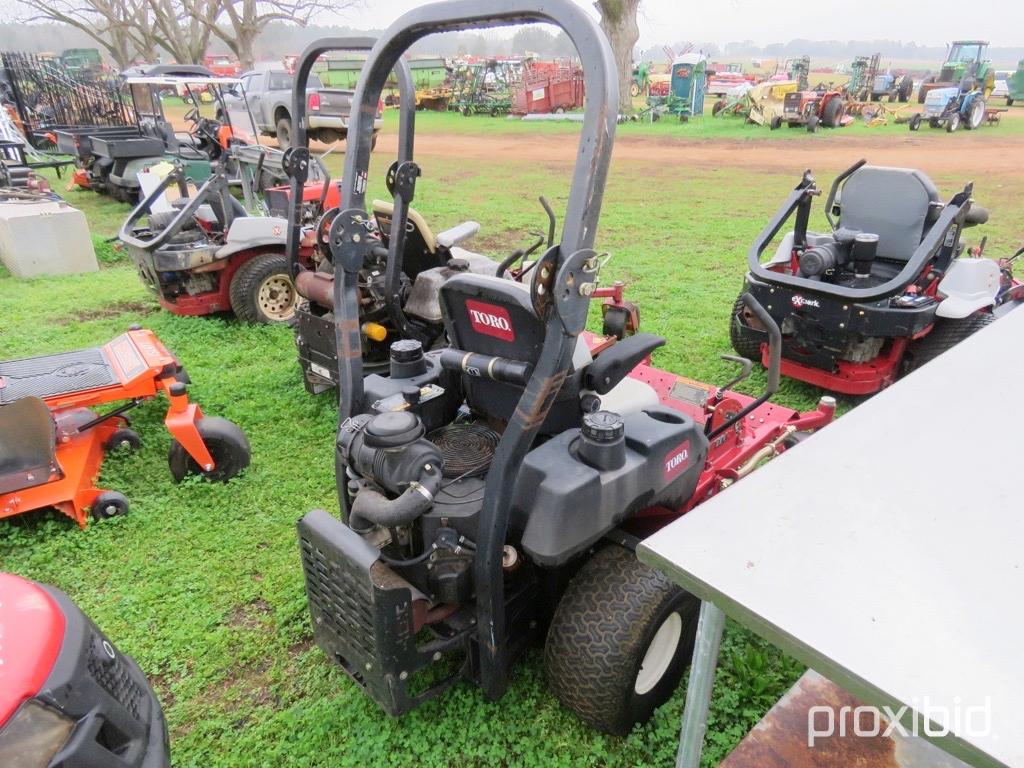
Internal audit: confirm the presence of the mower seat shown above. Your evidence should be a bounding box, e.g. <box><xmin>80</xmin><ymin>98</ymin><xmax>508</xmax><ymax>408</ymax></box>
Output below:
<box><xmin>372</xmin><ymin>199</ymin><xmax>482</xmax><ymax>279</ymax></box>
<box><xmin>0</xmin><ymin>397</ymin><xmax>57</xmax><ymax>494</ymax></box>
<box><xmin>836</xmin><ymin>166</ymin><xmax>941</xmax><ymax>261</ymax></box>
<box><xmin>439</xmin><ymin>273</ymin><xmax>661</xmax><ymax>433</ymax></box>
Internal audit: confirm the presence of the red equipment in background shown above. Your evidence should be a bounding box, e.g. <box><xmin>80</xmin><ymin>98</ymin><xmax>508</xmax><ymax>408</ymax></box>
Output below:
<box><xmin>512</xmin><ymin>59</ymin><xmax>585</xmax><ymax>114</ymax></box>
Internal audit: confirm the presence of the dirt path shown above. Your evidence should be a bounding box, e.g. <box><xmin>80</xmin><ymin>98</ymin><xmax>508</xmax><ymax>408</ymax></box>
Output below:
<box><xmin>373</xmin><ymin>129</ymin><xmax>1023</xmax><ymax>177</ymax></box>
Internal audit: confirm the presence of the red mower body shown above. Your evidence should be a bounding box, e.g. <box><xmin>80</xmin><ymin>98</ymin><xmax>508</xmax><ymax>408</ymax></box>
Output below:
<box><xmin>0</xmin><ymin>573</ymin><xmax>169</xmax><ymax>767</ymax></box>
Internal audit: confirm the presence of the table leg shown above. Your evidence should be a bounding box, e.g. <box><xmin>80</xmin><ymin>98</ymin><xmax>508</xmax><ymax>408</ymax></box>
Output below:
<box><xmin>676</xmin><ymin>600</ymin><xmax>726</xmax><ymax>768</ymax></box>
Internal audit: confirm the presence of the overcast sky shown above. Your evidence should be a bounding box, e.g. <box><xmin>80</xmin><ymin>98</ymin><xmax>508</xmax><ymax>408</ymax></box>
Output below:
<box><xmin>341</xmin><ymin>0</ymin><xmax>1024</xmax><ymax>48</ymax></box>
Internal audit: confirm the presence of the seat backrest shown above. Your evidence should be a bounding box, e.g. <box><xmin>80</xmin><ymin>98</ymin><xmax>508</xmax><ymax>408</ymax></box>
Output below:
<box><xmin>439</xmin><ymin>273</ymin><xmax>581</xmax><ymax>432</ymax></box>
<box><xmin>838</xmin><ymin>166</ymin><xmax>940</xmax><ymax>261</ymax></box>
<box><xmin>372</xmin><ymin>200</ymin><xmax>441</xmax><ymax>280</ymax></box>
<box><xmin>0</xmin><ymin>397</ymin><xmax>57</xmax><ymax>495</ymax></box>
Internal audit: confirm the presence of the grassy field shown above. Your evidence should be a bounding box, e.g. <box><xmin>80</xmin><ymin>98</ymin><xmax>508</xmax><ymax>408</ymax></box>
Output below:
<box><xmin>2</xmin><ymin>119</ymin><xmax>1022</xmax><ymax>768</ymax></box>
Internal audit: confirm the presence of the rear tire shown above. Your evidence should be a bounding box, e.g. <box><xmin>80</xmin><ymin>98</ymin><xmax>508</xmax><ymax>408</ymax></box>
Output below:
<box><xmin>229</xmin><ymin>253</ymin><xmax>297</xmax><ymax>324</ymax></box>
<box><xmin>965</xmin><ymin>98</ymin><xmax>986</xmax><ymax>130</ymax></box>
<box><xmin>545</xmin><ymin>545</ymin><xmax>700</xmax><ymax>736</ymax></box>
<box><xmin>821</xmin><ymin>98</ymin><xmax>843</xmax><ymax>128</ymax></box>
<box><xmin>276</xmin><ymin>116</ymin><xmax>292</xmax><ymax>149</ymax></box>
<box><xmin>729</xmin><ymin>293</ymin><xmax>767</xmax><ymax>361</ymax></box>
<box><xmin>168</xmin><ymin>417</ymin><xmax>251</xmax><ymax>482</ymax></box>
<box><xmin>904</xmin><ymin>314</ymin><xmax>995</xmax><ymax>374</ymax></box>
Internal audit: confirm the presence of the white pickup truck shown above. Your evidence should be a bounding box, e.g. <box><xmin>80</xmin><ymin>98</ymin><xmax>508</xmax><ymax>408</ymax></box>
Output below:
<box><xmin>224</xmin><ymin>69</ymin><xmax>382</xmax><ymax>149</ymax></box>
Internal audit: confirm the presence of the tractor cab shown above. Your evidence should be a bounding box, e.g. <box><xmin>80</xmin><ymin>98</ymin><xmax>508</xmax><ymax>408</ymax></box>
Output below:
<box><xmin>919</xmin><ymin>40</ymin><xmax>994</xmax><ymax>103</ymax></box>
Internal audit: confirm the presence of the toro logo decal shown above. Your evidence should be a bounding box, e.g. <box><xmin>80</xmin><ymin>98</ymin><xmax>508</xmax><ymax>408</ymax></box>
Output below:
<box><xmin>466</xmin><ymin>300</ymin><xmax>515</xmax><ymax>342</ymax></box>
<box><xmin>791</xmin><ymin>294</ymin><xmax>821</xmax><ymax>309</ymax></box>
<box><xmin>663</xmin><ymin>440</ymin><xmax>692</xmax><ymax>482</ymax></box>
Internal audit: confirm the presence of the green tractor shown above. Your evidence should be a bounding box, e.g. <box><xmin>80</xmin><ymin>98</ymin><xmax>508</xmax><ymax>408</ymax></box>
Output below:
<box><xmin>918</xmin><ymin>40</ymin><xmax>995</xmax><ymax>104</ymax></box>
<box><xmin>1008</xmin><ymin>59</ymin><xmax>1024</xmax><ymax>106</ymax></box>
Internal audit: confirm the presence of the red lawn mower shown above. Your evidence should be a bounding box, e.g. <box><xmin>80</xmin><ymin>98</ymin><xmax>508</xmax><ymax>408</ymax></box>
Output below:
<box><xmin>294</xmin><ymin>1</ymin><xmax>834</xmax><ymax>737</ymax></box>
<box><xmin>732</xmin><ymin>160</ymin><xmax>1023</xmax><ymax>395</ymax></box>
<box><xmin>0</xmin><ymin>328</ymin><xmax>250</xmax><ymax>527</ymax></box>
<box><xmin>0</xmin><ymin>572</ymin><xmax>170</xmax><ymax>767</ymax></box>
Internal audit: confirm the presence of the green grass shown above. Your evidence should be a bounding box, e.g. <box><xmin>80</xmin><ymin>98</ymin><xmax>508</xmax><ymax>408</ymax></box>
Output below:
<box><xmin>2</xmin><ymin>131</ymin><xmax>1023</xmax><ymax>768</ymax></box>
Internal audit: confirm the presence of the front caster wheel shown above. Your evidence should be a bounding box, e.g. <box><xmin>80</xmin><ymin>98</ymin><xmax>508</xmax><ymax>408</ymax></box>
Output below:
<box><xmin>91</xmin><ymin>491</ymin><xmax>129</xmax><ymax>521</ymax></box>
<box><xmin>545</xmin><ymin>544</ymin><xmax>700</xmax><ymax>735</ymax></box>
<box><xmin>104</xmin><ymin>428</ymin><xmax>141</xmax><ymax>452</ymax></box>
<box><xmin>168</xmin><ymin>417</ymin><xmax>251</xmax><ymax>482</ymax></box>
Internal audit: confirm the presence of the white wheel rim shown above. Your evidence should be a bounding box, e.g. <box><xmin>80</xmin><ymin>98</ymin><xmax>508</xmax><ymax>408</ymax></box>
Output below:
<box><xmin>257</xmin><ymin>274</ymin><xmax>296</xmax><ymax>321</ymax></box>
<box><xmin>634</xmin><ymin>611</ymin><xmax>683</xmax><ymax>695</ymax></box>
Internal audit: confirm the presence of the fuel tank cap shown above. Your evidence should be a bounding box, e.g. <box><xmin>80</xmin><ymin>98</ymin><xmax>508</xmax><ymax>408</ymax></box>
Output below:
<box><xmin>582</xmin><ymin>410</ymin><xmax>625</xmax><ymax>443</ymax></box>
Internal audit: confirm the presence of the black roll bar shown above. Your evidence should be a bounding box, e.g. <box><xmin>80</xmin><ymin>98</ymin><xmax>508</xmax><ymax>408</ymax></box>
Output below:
<box><xmin>327</xmin><ymin>0</ymin><xmax>618</xmax><ymax>701</ymax></box>
<box><xmin>283</xmin><ymin>38</ymin><xmax>416</xmax><ymax>282</ymax></box>
<box><xmin>747</xmin><ymin>174</ymin><xmax>975</xmax><ymax>302</ymax></box>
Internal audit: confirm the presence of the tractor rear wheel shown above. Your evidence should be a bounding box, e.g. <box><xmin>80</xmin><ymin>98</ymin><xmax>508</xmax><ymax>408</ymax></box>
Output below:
<box><xmin>965</xmin><ymin>98</ymin><xmax>986</xmax><ymax>130</ymax></box>
<box><xmin>544</xmin><ymin>544</ymin><xmax>700</xmax><ymax>736</ymax></box>
<box><xmin>729</xmin><ymin>293</ymin><xmax>767</xmax><ymax>361</ymax></box>
<box><xmin>821</xmin><ymin>98</ymin><xmax>843</xmax><ymax>128</ymax></box>
<box><xmin>918</xmin><ymin>76</ymin><xmax>935</xmax><ymax>104</ymax></box>
<box><xmin>229</xmin><ymin>253</ymin><xmax>297</xmax><ymax>324</ymax></box>
<box><xmin>168</xmin><ymin>417</ymin><xmax>251</xmax><ymax>483</ymax></box>
<box><xmin>904</xmin><ymin>314</ymin><xmax>995</xmax><ymax>375</ymax></box>
<box><xmin>898</xmin><ymin>75</ymin><xmax>913</xmax><ymax>102</ymax></box>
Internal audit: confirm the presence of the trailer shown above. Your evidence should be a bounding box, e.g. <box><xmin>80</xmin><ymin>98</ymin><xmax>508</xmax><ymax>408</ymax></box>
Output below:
<box><xmin>511</xmin><ymin>59</ymin><xmax>584</xmax><ymax>115</ymax></box>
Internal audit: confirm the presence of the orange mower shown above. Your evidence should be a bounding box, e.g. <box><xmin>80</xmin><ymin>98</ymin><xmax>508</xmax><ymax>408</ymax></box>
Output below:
<box><xmin>0</xmin><ymin>327</ymin><xmax>250</xmax><ymax>527</ymax></box>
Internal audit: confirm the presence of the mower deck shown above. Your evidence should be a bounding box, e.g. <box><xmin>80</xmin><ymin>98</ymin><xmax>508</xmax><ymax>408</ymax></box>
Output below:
<box><xmin>0</xmin><ymin>329</ymin><xmax>248</xmax><ymax>527</ymax></box>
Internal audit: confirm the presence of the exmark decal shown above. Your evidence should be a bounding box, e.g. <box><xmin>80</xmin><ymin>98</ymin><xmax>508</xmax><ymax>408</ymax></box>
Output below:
<box><xmin>791</xmin><ymin>294</ymin><xmax>821</xmax><ymax>309</ymax></box>
<box><xmin>663</xmin><ymin>440</ymin><xmax>692</xmax><ymax>482</ymax></box>
<box><xmin>466</xmin><ymin>300</ymin><xmax>515</xmax><ymax>342</ymax></box>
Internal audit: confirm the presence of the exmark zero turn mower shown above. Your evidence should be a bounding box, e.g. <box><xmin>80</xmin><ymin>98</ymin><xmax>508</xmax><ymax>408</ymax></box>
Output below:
<box><xmin>294</xmin><ymin>0</ymin><xmax>835</xmax><ymax>736</ymax></box>
<box><xmin>0</xmin><ymin>328</ymin><xmax>250</xmax><ymax>527</ymax></box>
<box><xmin>0</xmin><ymin>572</ymin><xmax>170</xmax><ymax>767</ymax></box>
<box><xmin>731</xmin><ymin>160</ymin><xmax>1023</xmax><ymax>395</ymax></box>
<box><xmin>284</xmin><ymin>38</ymin><xmax>639</xmax><ymax>393</ymax></box>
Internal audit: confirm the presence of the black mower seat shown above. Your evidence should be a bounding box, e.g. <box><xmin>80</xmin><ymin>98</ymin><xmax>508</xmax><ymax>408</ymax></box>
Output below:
<box><xmin>0</xmin><ymin>347</ymin><xmax>116</xmax><ymax>405</ymax></box>
<box><xmin>372</xmin><ymin>199</ymin><xmax>482</xmax><ymax>280</ymax></box>
<box><xmin>838</xmin><ymin>166</ymin><xmax>940</xmax><ymax>261</ymax></box>
<box><xmin>439</xmin><ymin>273</ymin><xmax>662</xmax><ymax>433</ymax></box>
<box><xmin>0</xmin><ymin>397</ymin><xmax>57</xmax><ymax>494</ymax></box>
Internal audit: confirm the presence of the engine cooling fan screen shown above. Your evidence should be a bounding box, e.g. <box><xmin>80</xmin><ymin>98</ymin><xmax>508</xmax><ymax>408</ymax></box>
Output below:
<box><xmin>428</xmin><ymin>422</ymin><xmax>500</xmax><ymax>478</ymax></box>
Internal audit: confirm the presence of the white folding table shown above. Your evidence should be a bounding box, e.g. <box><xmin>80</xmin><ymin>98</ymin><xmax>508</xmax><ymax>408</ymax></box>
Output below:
<box><xmin>639</xmin><ymin>306</ymin><xmax>1024</xmax><ymax>768</ymax></box>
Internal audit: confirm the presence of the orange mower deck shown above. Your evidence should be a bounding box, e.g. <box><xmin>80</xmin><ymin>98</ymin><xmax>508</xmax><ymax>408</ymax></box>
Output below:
<box><xmin>0</xmin><ymin>328</ymin><xmax>249</xmax><ymax>527</ymax></box>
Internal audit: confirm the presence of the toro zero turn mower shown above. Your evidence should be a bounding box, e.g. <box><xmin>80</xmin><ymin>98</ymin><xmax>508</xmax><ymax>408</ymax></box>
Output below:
<box><xmin>294</xmin><ymin>0</ymin><xmax>835</xmax><ymax>736</ymax></box>
<box><xmin>730</xmin><ymin>160</ymin><xmax>1023</xmax><ymax>396</ymax></box>
<box><xmin>0</xmin><ymin>328</ymin><xmax>250</xmax><ymax>527</ymax></box>
<box><xmin>284</xmin><ymin>38</ymin><xmax>638</xmax><ymax>394</ymax></box>
<box><xmin>0</xmin><ymin>572</ymin><xmax>170</xmax><ymax>767</ymax></box>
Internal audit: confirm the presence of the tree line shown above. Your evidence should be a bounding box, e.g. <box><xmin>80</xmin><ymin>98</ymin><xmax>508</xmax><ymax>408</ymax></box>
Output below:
<box><xmin>11</xmin><ymin>0</ymin><xmax>358</xmax><ymax>71</ymax></box>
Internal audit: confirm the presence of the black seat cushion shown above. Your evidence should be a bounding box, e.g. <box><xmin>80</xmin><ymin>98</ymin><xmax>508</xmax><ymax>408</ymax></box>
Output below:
<box><xmin>0</xmin><ymin>397</ymin><xmax>57</xmax><ymax>494</ymax></box>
